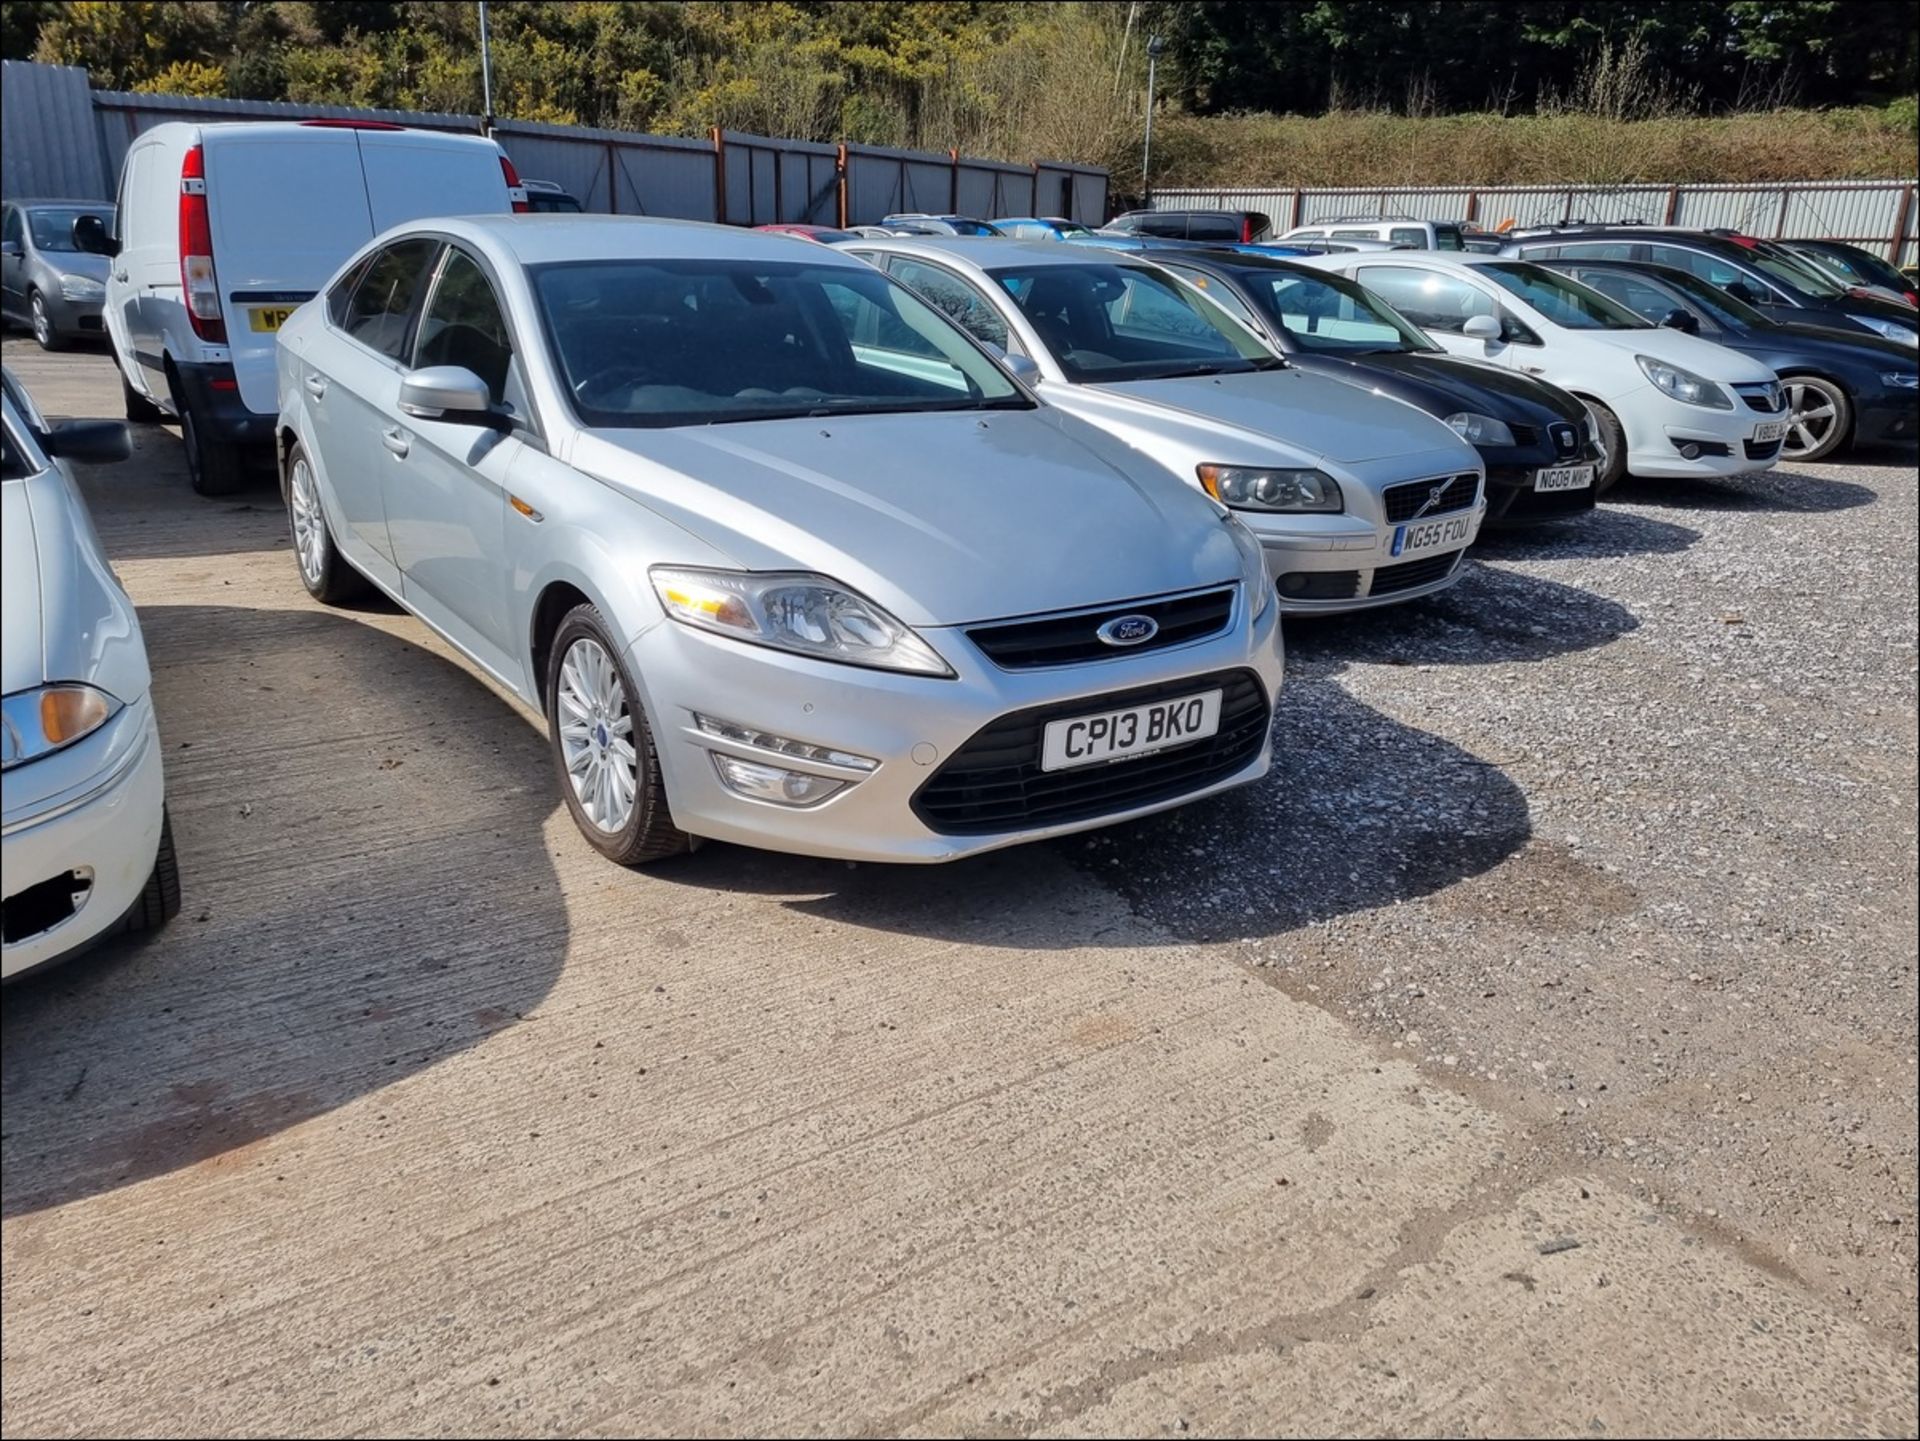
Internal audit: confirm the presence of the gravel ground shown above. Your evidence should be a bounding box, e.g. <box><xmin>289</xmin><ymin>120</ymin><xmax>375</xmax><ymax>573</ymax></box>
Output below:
<box><xmin>1076</xmin><ymin>454</ymin><xmax>1920</xmax><ymax>1345</ymax></box>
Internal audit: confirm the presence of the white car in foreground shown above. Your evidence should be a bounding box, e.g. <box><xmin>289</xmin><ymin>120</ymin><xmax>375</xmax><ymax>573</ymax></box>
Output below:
<box><xmin>845</xmin><ymin>236</ymin><xmax>1487</xmax><ymax>613</ymax></box>
<box><xmin>1300</xmin><ymin>252</ymin><xmax>1789</xmax><ymax>487</ymax></box>
<box><xmin>2</xmin><ymin>369</ymin><xmax>176</xmax><ymax>979</ymax></box>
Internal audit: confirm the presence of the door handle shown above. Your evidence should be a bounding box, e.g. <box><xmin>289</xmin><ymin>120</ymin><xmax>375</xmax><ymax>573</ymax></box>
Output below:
<box><xmin>303</xmin><ymin>373</ymin><xmax>327</xmax><ymax>400</ymax></box>
<box><xmin>380</xmin><ymin>427</ymin><xmax>411</xmax><ymax>459</ymax></box>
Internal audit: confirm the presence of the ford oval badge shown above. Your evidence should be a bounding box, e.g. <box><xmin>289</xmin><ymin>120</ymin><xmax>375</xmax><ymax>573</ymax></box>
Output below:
<box><xmin>1097</xmin><ymin>614</ymin><xmax>1159</xmax><ymax>647</ymax></box>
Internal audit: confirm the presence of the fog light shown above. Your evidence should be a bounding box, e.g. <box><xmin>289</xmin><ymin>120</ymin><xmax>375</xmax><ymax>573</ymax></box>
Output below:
<box><xmin>693</xmin><ymin>714</ymin><xmax>877</xmax><ymax>771</ymax></box>
<box><xmin>1678</xmin><ymin>442</ymin><xmax>1701</xmax><ymax>460</ymax></box>
<box><xmin>712</xmin><ymin>754</ymin><xmax>848</xmax><ymax>807</ymax></box>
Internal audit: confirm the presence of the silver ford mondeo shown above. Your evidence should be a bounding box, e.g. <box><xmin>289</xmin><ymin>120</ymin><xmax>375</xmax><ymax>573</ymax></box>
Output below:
<box><xmin>276</xmin><ymin>217</ymin><xmax>1283</xmax><ymax>865</ymax></box>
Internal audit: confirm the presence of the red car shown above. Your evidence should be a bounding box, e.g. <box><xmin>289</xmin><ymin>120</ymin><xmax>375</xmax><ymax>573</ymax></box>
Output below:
<box><xmin>753</xmin><ymin>223</ymin><xmax>858</xmax><ymax>245</ymax></box>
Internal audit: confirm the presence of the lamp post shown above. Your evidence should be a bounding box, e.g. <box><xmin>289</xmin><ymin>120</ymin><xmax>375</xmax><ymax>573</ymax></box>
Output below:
<box><xmin>1142</xmin><ymin>33</ymin><xmax>1165</xmax><ymax>206</ymax></box>
<box><xmin>477</xmin><ymin>1</ymin><xmax>495</xmax><ymax>132</ymax></box>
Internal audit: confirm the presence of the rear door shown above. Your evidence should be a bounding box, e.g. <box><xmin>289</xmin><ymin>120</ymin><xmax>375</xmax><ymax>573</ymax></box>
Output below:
<box><xmin>357</xmin><ymin>130</ymin><xmax>514</xmax><ymax>232</ymax></box>
<box><xmin>202</xmin><ymin>127</ymin><xmax>374</xmax><ymax>414</ymax></box>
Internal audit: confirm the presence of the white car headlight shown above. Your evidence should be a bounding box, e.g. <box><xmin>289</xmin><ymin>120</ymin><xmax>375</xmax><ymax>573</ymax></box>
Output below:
<box><xmin>1197</xmin><ymin>464</ymin><xmax>1343</xmax><ymax>513</ymax></box>
<box><xmin>1851</xmin><ymin>314</ymin><xmax>1919</xmax><ymax>347</ymax></box>
<box><xmin>1224</xmin><ymin>515</ymin><xmax>1273</xmax><ymax>622</ymax></box>
<box><xmin>59</xmin><ymin>274</ymin><xmax>106</xmax><ymax>302</ymax></box>
<box><xmin>1443</xmin><ymin>412</ymin><xmax>1517</xmax><ymax>447</ymax></box>
<box><xmin>1635</xmin><ymin>355</ymin><xmax>1733</xmax><ymax>409</ymax></box>
<box><xmin>0</xmin><ymin>684</ymin><xmax>121</xmax><ymax>770</ymax></box>
<box><xmin>649</xmin><ymin>567</ymin><xmax>953</xmax><ymax>676</ymax></box>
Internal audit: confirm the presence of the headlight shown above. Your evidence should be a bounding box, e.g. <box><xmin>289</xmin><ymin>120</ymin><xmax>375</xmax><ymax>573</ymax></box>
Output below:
<box><xmin>649</xmin><ymin>567</ymin><xmax>953</xmax><ymax>676</ymax></box>
<box><xmin>1883</xmin><ymin>371</ymin><xmax>1920</xmax><ymax>389</ymax></box>
<box><xmin>59</xmin><ymin>274</ymin><xmax>106</xmax><ymax>302</ymax></box>
<box><xmin>1443</xmin><ymin>412</ymin><xmax>1517</xmax><ymax>447</ymax></box>
<box><xmin>1197</xmin><ymin>464</ymin><xmax>1343</xmax><ymax>513</ymax></box>
<box><xmin>1851</xmin><ymin>314</ymin><xmax>1919</xmax><ymax>347</ymax></box>
<box><xmin>0</xmin><ymin>684</ymin><xmax>121</xmax><ymax>770</ymax></box>
<box><xmin>1224</xmin><ymin>515</ymin><xmax>1272</xmax><ymax>622</ymax></box>
<box><xmin>1635</xmin><ymin>355</ymin><xmax>1732</xmax><ymax>409</ymax></box>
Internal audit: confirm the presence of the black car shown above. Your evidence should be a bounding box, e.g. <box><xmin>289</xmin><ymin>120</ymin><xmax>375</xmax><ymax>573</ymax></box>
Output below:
<box><xmin>1776</xmin><ymin>239</ymin><xmax>1918</xmax><ymax>308</ymax></box>
<box><xmin>1500</xmin><ymin>226</ymin><xmax>1919</xmax><ymax>350</ymax></box>
<box><xmin>1101</xmin><ymin>208</ymin><xmax>1273</xmax><ymax>243</ymax></box>
<box><xmin>1144</xmin><ymin>248</ymin><xmax>1608</xmax><ymax>525</ymax></box>
<box><xmin>1542</xmin><ymin>258</ymin><xmax>1919</xmax><ymax>461</ymax></box>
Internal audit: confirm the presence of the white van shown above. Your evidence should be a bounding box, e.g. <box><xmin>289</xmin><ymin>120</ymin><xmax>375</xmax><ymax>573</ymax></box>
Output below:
<box><xmin>77</xmin><ymin>120</ymin><xmax>526</xmax><ymax>494</ymax></box>
<box><xmin>1280</xmin><ymin>218</ymin><xmax>1467</xmax><ymax>251</ymax></box>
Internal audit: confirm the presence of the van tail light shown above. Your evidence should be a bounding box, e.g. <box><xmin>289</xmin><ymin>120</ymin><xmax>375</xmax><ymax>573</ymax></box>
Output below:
<box><xmin>178</xmin><ymin>144</ymin><xmax>226</xmax><ymax>343</ymax></box>
<box><xmin>499</xmin><ymin>154</ymin><xmax>530</xmax><ymax>213</ymax></box>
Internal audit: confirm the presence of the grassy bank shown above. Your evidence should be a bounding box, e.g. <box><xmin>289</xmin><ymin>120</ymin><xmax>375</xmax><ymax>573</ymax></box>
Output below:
<box><xmin>1147</xmin><ymin>105</ymin><xmax>1920</xmax><ymax>189</ymax></box>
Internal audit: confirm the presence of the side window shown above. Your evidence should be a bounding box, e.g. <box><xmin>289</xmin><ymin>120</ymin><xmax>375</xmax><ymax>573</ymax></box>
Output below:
<box><xmin>412</xmin><ymin>249</ymin><xmax>516</xmax><ymax>405</ymax></box>
<box><xmin>327</xmin><ymin>254</ymin><xmax>375</xmax><ymax>327</ymax></box>
<box><xmin>1357</xmin><ymin>266</ymin><xmax>1496</xmax><ymax>333</ymax></box>
<box><xmin>1647</xmin><ymin>244</ymin><xmax>1742</xmax><ymax>288</ymax></box>
<box><xmin>1162</xmin><ymin>265</ymin><xmax>1264</xmax><ymax>332</ymax></box>
<box><xmin>2</xmin><ymin>207</ymin><xmax>22</xmax><ymax>246</ymax></box>
<box><xmin>1106</xmin><ymin>270</ymin><xmax>1220</xmax><ymax>343</ymax></box>
<box><xmin>1572</xmin><ymin>270</ymin><xmax>1674</xmax><ymax>322</ymax></box>
<box><xmin>1519</xmin><ymin>244</ymin><xmax>1562</xmax><ymax>260</ymax></box>
<box><xmin>889</xmin><ymin>258</ymin><xmax>1008</xmax><ymax>349</ymax></box>
<box><xmin>1188</xmin><ymin>216</ymin><xmax>1241</xmax><ymax>242</ymax></box>
<box><xmin>1558</xmin><ymin>241</ymin><xmax>1638</xmax><ymax>262</ymax></box>
<box><xmin>1390</xmin><ymin>228</ymin><xmax>1428</xmax><ymax>247</ymax></box>
<box><xmin>341</xmin><ymin>239</ymin><xmax>440</xmax><ymax>361</ymax></box>
<box><xmin>1137</xmin><ymin>215</ymin><xmax>1186</xmax><ymax>238</ymax></box>
<box><xmin>1291</xmin><ymin>228</ymin><xmax>1326</xmax><ymax>240</ymax></box>
<box><xmin>818</xmin><ymin>277</ymin><xmax>972</xmax><ymax>391</ymax></box>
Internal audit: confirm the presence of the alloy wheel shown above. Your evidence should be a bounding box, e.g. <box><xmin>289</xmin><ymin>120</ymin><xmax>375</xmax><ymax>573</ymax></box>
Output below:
<box><xmin>556</xmin><ymin>637</ymin><xmax>638</xmax><ymax>833</ymax></box>
<box><xmin>1781</xmin><ymin>378</ymin><xmax>1842</xmax><ymax>461</ymax></box>
<box><xmin>30</xmin><ymin>294</ymin><xmax>50</xmax><ymax>347</ymax></box>
<box><xmin>288</xmin><ymin>455</ymin><xmax>327</xmax><ymax>586</ymax></box>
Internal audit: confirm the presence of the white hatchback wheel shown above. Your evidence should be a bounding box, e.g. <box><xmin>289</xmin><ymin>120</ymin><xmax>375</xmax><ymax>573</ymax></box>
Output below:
<box><xmin>556</xmin><ymin>637</ymin><xmax>639</xmax><ymax>834</ymax></box>
<box><xmin>289</xmin><ymin>455</ymin><xmax>327</xmax><ymax>587</ymax></box>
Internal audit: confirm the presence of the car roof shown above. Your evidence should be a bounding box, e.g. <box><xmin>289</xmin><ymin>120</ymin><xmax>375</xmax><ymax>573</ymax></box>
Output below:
<box><xmin>846</xmin><ymin>234</ymin><xmax>1160</xmax><ymax>273</ymax></box>
<box><xmin>405</xmin><ymin>214</ymin><xmax>878</xmax><ymax>268</ymax></box>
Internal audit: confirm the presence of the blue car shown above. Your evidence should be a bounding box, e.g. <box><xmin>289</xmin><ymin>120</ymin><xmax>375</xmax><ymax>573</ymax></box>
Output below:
<box><xmin>990</xmin><ymin>216</ymin><xmax>1096</xmax><ymax>241</ymax></box>
<box><xmin>1543</xmin><ymin>258</ymin><xmax>1918</xmax><ymax>462</ymax></box>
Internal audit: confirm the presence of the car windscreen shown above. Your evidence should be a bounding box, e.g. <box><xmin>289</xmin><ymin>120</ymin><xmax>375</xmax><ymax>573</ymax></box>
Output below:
<box><xmin>1245</xmin><ymin>269</ymin><xmax>1440</xmax><ymax>354</ymax></box>
<box><xmin>984</xmin><ymin>261</ymin><xmax>1279</xmax><ymax>382</ymax></box>
<box><xmin>532</xmin><ymin>258</ymin><xmax>1028</xmax><ymax>428</ymax></box>
<box><xmin>1803</xmin><ymin>243</ymin><xmax>1911</xmax><ymax>295</ymax></box>
<box><xmin>1638</xmin><ymin>266</ymin><xmax>1771</xmax><ymax>328</ymax></box>
<box><xmin>1478</xmin><ymin>262</ymin><xmax>1650</xmax><ymax>329</ymax></box>
<box><xmin>27</xmin><ymin>207</ymin><xmax>112</xmax><ymax>252</ymax></box>
<box><xmin>1746</xmin><ymin>242</ymin><xmax>1846</xmax><ymax>298</ymax></box>
<box><xmin>947</xmin><ymin>220</ymin><xmax>1003</xmax><ymax>237</ymax></box>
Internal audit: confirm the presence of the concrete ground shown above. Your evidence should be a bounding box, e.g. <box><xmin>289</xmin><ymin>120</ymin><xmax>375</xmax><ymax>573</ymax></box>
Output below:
<box><xmin>2</xmin><ymin>338</ymin><xmax>1915</xmax><ymax>1437</ymax></box>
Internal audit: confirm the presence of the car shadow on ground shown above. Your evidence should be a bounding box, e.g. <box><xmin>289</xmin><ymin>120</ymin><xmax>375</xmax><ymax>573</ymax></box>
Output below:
<box><xmin>0</xmin><ymin>605</ymin><xmax>567</xmax><ymax>1219</ymax></box>
<box><xmin>1608</xmin><ymin>466</ymin><xmax>1876</xmax><ymax>513</ymax></box>
<box><xmin>1477</xmin><ymin>505</ymin><xmax>1701</xmax><ymax>560</ymax></box>
<box><xmin>1285</xmin><ymin>559</ymin><xmax>1640</xmax><ymax>672</ymax></box>
<box><xmin>652</xmin><ymin>678</ymin><xmax>1531</xmax><ymax>952</ymax></box>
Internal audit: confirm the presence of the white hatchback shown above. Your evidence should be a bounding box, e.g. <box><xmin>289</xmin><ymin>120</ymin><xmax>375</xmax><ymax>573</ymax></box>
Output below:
<box><xmin>1299</xmin><ymin>252</ymin><xmax>1789</xmax><ymax>486</ymax></box>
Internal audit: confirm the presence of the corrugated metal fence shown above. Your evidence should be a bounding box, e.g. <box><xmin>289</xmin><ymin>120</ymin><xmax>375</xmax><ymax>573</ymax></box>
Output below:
<box><xmin>1153</xmin><ymin>182</ymin><xmax>1920</xmax><ymax>264</ymax></box>
<box><xmin>0</xmin><ymin>60</ymin><xmax>1109</xmax><ymax>227</ymax></box>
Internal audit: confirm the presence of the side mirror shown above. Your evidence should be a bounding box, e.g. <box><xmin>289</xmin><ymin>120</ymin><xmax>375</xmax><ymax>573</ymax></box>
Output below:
<box><xmin>398</xmin><ymin>366</ymin><xmax>502</xmax><ymax>426</ymax></box>
<box><xmin>71</xmin><ymin>214</ymin><xmax>118</xmax><ymax>258</ymax></box>
<box><xmin>1461</xmin><ymin>313</ymin><xmax>1502</xmax><ymax>342</ymax></box>
<box><xmin>41</xmin><ymin>419</ymin><xmax>132</xmax><ymax>465</ymax></box>
<box><xmin>1002</xmin><ymin>353</ymin><xmax>1041</xmax><ymax>386</ymax></box>
<box><xmin>0</xmin><ymin>240</ymin><xmax>20</xmax><ymax>258</ymax></box>
<box><xmin>1723</xmin><ymin>280</ymin><xmax>1759</xmax><ymax>304</ymax></box>
<box><xmin>1660</xmin><ymin>307</ymin><xmax>1700</xmax><ymax>334</ymax></box>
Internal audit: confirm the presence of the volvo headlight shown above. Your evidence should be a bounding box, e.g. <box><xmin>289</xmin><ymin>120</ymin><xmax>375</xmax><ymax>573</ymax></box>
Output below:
<box><xmin>1224</xmin><ymin>515</ymin><xmax>1273</xmax><ymax>622</ymax></box>
<box><xmin>1635</xmin><ymin>355</ymin><xmax>1732</xmax><ymax>409</ymax></box>
<box><xmin>649</xmin><ymin>567</ymin><xmax>953</xmax><ymax>676</ymax></box>
<box><xmin>1850</xmin><ymin>314</ymin><xmax>1919</xmax><ymax>347</ymax></box>
<box><xmin>0</xmin><ymin>684</ymin><xmax>121</xmax><ymax>770</ymax></box>
<box><xmin>1197</xmin><ymin>464</ymin><xmax>1343</xmax><ymax>513</ymax></box>
<box><xmin>1443</xmin><ymin>412</ymin><xmax>1516</xmax><ymax>447</ymax></box>
<box><xmin>59</xmin><ymin>274</ymin><xmax>106</xmax><ymax>302</ymax></box>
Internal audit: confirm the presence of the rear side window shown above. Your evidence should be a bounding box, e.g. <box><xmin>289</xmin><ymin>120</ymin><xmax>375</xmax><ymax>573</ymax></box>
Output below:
<box><xmin>1358</xmin><ymin>265</ymin><xmax>1497</xmax><ymax>333</ymax></box>
<box><xmin>1557</xmin><ymin>241</ymin><xmax>1639</xmax><ymax>262</ymax></box>
<box><xmin>1647</xmin><ymin>244</ymin><xmax>1745</xmax><ymax>288</ymax></box>
<box><xmin>340</xmin><ymin>239</ymin><xmax>441</xmax><ymax>360</ymax></box>
<box><xmin>1187</xmin><ymin>215</ymin><xmax>1242</xmax><ymax>242</ymax></box>
<box><xmin>889</xmin><ymin>258</ymin><xmax>1009</xmax><ymax>350</ymax></box>
<box><xmin>412</xmin><ymin>249</ymin><xmax>515</xmax><ymax>403</ymax></box>
<box><xmin>1392</xmin><ymin>227</ymin><xmax>1430</xmax><ymax>248</ymax></box>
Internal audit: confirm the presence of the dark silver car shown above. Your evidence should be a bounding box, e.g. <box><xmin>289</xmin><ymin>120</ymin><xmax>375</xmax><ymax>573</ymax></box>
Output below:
<box><xmin>0</xmin><ymin>200</ymin><xmax>114</xmax><ymax>350</ymax></box>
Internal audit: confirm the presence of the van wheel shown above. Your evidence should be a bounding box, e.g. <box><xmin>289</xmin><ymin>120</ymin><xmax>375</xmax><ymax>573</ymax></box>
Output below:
<box><xmin>179</xmin><ymin>398</ymin><xmax>247</xmax><ymax>496</ymax></box>
<box><xmin>545</xmin><ymin>605</ymin><xmax>692</xmax><ymax>867</ymax></box>
<box><xmin>29</xmin><ymin>292</ymin><xmax>63</xmax><ymax>351</ymax></box>
<box><xmin>121</xmin><ymin>369</ymin><xmax>165</xmax><ymax>424</ymax></box>
<box><xmin>120</xmin><ymin>810</ymin><xmax>182</xmax><ymax>935</ymax></box>
<box><xmin>285</xmin><ymin>441</ymin><xmax>369</xmax><ymax>604</ymax></box>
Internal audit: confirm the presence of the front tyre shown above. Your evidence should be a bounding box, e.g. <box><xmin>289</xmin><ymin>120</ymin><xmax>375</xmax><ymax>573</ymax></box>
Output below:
<box><xmin>29</xmin><ymin>291</ymin><xmax>63</xmax><ymax>351</ymax></box>
<box><xmin>1779</xmin><ymin>376</ymin><xmax>1851</xmax><ymax>462</ymax></box>
<box><xmin>1585</xmin><ymin>400</ymin><xmax>1627</xmax><ymax>493</ymax></box>
<box><xmin>120</xmin><ymin>810</ymin><xmax>182</xmax><ymax>935</ymax></box>
<box><xmin>284</xmin><ymin>441</ymin><xmax>369</xmax><ymax>604</ymax></box>
<box><xmin>545</xmin><ymin>605</ymin><xmax>691</xmax><ymax>866</ymax></box>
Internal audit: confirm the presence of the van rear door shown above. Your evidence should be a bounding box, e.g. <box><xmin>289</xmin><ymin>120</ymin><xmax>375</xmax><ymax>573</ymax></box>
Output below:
<box><xmin>356</xmin><ymin>130</ymin><xmax>516</xmax><ymax>233</ymax></box>
<box><xmin>203</xmin><ymin>127</ymin><xmax>374</xmax><ymax>414</ymax></box>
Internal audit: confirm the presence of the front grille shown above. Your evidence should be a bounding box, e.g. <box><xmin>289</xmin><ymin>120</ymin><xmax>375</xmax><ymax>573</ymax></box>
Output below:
<box><xmin>966</xmin><ymin>586</ymin><xmax>1235</xmax><ymax>670</ymax></box>
<box><xmin>1382</xmin><ymin>473</ymin><xmax>1479</xmax><ymax>524</ymax></box>
<box><xmin>1508</xmin><ymin>424</ymin><xmax>1540</xmax><ymax>447</ymax></box>
<box><xmin>1278</xmin><ymin>571</ymin><xmax>1361</xmax><ymax>600</ymax></box>
<box><xmin>912</xmin><ymin>669</ymin><xmax>1270</xmax><ymax>835</ymax></box>
<box><xmin>1744</xmin><ymin>436</ymin><xmax>1782</xmax><ymax>460</ymax></box>
<box><xmin>1735</xmin><ymin>382</ymin><xmax>1784</xmax><ymax>413</ymax></box>
<box><xmin>1369</xmin><ymin>551</ymin><xmax>1463</xmax><ymax>596</ymax></box>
